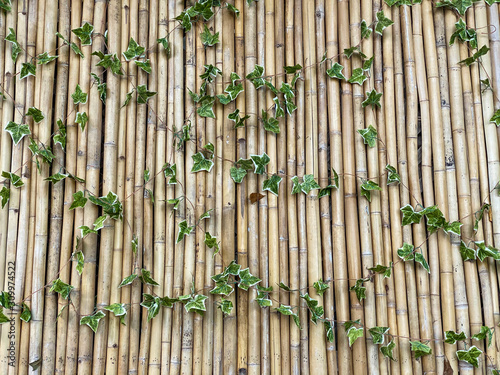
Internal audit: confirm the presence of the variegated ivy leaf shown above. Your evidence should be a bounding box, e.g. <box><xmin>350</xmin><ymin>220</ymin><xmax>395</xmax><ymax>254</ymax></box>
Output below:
<box><xmin>176</xmin><ymin>220</ymin><xmax>194</xmax><ymax>244</ymax></box>
<box><xmin>361</xmin><ymin>20</ymin><xmax>372</xmax><ymax>39</ymax></box>
<box><xmin>20</xmin><ymin>303</ymin><xmax>31</xmax><ymax>323</ymax></box>
<box><xmin>436</xmin><ymin>0</ymin><xmax>479</xmax><ymax>16</ymax></box>
<box><xmin>457</xmin><ymin>346</ymin><xmax>482</xmax><ymax>368</ymax></box>
<box><xmin>79</xmin><ymin>225</ymin><xmax>96</xmax><ymax>237</ymax></box>
<box><xmin>360</xmin><ymin>180</ymin><xmax>381</xmax><ymax>202</ymax></box>
<box><xmin>45</xmin><ymin>172</ymin><xmax>69</xmax><ymax>184</ymax></box>
<box><xmin>88</xmin><ymin>191</ymin><xmax>123</xmax><ymax>220</ymax></box>
<box><xmin>72</xmin><ymin>22</ymin><xmax>94</xmax><ymax>45</ymax></box>
<box><xmin>184</xmin><ymin>294</ymin><xmax>208</xmax><ymax>315</ymax></box>
<box><xmin>459</xmin><ymin>45</ymin><xmax>490</xmax><ymax>66</ymax></box>
<box><xmin>346</xmin><ymin>326</ymin><xmax>364</xmax><ymax>347</ymax></box>
<box><xmin>369</xmin><ymin>326</ymin><xmax>390</xmax><ymax>345</ymax></box>
<box><xmin>55</xmin><ymin>31</ymin><xmax>84</xmax><ymax>58</ymax></box>
<box><xmin>344</xmin><ymin>46</ymin><xmax>367</xmax><ymax>59</ymax></box>
<box><xmin>238</xmin><ymin>268</ymin><xmax>261</xmax><ymax>290</ymax></box>
<box><xmin>0</xmin><ymin>187</ymin><xmax>10</xmax><ymax>209</ymax></box>
<box><xmin>326</xmin><ymin>62</ymin><xmax>346</xmax><ymax>80</ymax></box>
<box><xmin>348</xmin><ymin>68</ymin><xmax>367</xmax><ymax>85</ymax></box>
<box><xmin>0</xmin><ymin>0</ymin><xmax>12</xmax><ymax>12</ymax></box>
<box><xmin>69</xmin><ymin>191</ymin><xmax>87</xmax><ymax>210</ymax></box>
<box><xmin>135</xmin><ymin>59</ymin><xmax>152</xmax><ymax>74</ymax></box>
<box><xmin>313</xmin><ymin>279</ymin><xmax>329</xmax><ymax>296</ymax></box>
<box><xmin>37</xmin><ymin>52</ymin><xmax>58</xmax><ymax>65</ymax></box>
<box><xmin>140</xmin><ymin>294</ymin><xmax>161</xmax><ymax>321</ymax></box>
<box><xmin>261</xmin><ymin>109</ymin><xmax>280</xmax><ymax>133</ymax></box>
<box><xmin>358</xmin><ymin>125</ymin><xmax>378</xmax><ymax>147</ymax></box>
<box><xmin>381</xmin><ymin>340</ymin><xmax>396</xmax><ymax>361</ymax></box>
<box><xmin>0</xmin><ymin>307</ymin><xmax>9</xmax><ymax>324</ymax></box>
<box><xmin>385</xmin><ymin>164</ymin><xmax>401</xmax><ymax>185</ymax></box>
<box><xmin>198</xmin><ymin>208</ymin><xmax>213</xmax><ymax>222</ymax></box>
<box><xmin>421</xmin><ymin>205</ymin><xmax>447</xmax><ymax>234</ymax></box>
<box><xmin>228</xmin><ymin>109</ymin><xmax>250</xmax><ymax>128</ymax></box>
<box><xmin>319</xmin><ymin>168</ymin><xmax>340</xmax><ymax>198</ymax></box>
<box><xmin>5</xmin><ymin>121</ymin><xmax>30</xmax><ymax>145</ymax></box>
<box><xmin>191</xmin><ymin>152</ymin><xmax>214</xmax><ymax>173</ymax></box>
<box><xmin>163</xmin><ymin>163</ymin><xmax>177</xmax><ymax>184</ymax></box>
<box><xmin>471</xmin><ymin>325</ymin><xmax>493</xmax><ymax>348</ymax></box>
<box><xmin>368</xmin><ymin>263</ymin><xmax>393</xmax><ymax>278</ymax></box>
<box><xmin>246</xmin><ymin>64</ymin><xmax>265</xmax><ymax>89</ymax></box>
<box><xmin>250</xmin><ymin>153</ymin><xmax>270</xmax><ymax>174</ymax></box>
<box><xmin>157</xmin><ymin>36</ymin><xmax>171</xmax><ymax>56</ymax></box>
<box><xmin>210</xmin><ymin>281</ymin><xmax>234</xmax><ymax>296</ymax></box>
<box><xmin>276</xmin><ymin>304</ymin><xmax>301</xmax><ymax>329</ymax></box>
<box><xmin>73</xmin><ymin>250</ymin><xmax>84</xmax><ymax>275</ymax></box>
<box><xmin>104</xmin><ymin>303</ymin><xmax>127</xmax><ymax>325</ymax></box>
<box><xmin>230</xmin><ymin>166</ymin><xmax>247</xmax><ymax>183</ymax></box>
<box><xmin>444</xmin><ymin>330</ymin><xmax>467</xmax><ymax>345</ymax></box>
<box><xmin>197</xmin><ymin>97</ymin><xmax>216</xmax><ymax>118</ymax></box>
<box><xmin>443</xmin><ymin>221</ymin><xmax>462</xmax><ymax>236</ymax></box>
<box><xmin>72</xmin><ymin>84</ymin><xmax>88</xmax><ymax>105</ymax></box>
<box><xmin>119</xmin><ymin>273</ymin><xmax>138</xmax><ymax>288</ymax></box>
<box><xmin>75</xmin><ymin>112</ymin><xmax>88</xmax><ymax>132</ymax></box>
<box><xmin>300</xmin><ymin>293</ymin><xmax>324</xmax><ymax>324</ymax></box>
<box><xmin>400</xmin><ymin>204</ymin><xmax>424</xmax><ymax>226</ymax></box>
<box><xmin>362</xmin><ymin>89</ymin><xmax>382</xmax><ymax>108</ymax></box>
<box><xmin>350</xmin><ymin>278</ymin><xmax>367</xmax><ymax>301</ymax></box>
<box><xmin>263</xmin><ymin>174</ymin><xmax>282</xmax><ymax>196</ymax></box>
<box><xmin>409</xmin><ymin>340</ymin><xmax>432</xmax><ymax>359</ymax></box>
<box><xmin>362</xmin><ymin>56</ymin><xmax>374</xmax><ymax>72</ymax></box>
<box><xmin>121</xmin><ymin>89</ymin><xmax>134</xmax><ymax>108</ymax></box>
<box><xmin>0</xmin><ymin>291</ymin><xmax>14</xmax><ymax>309</ymax></box>
<box><xmin>80</xmin><ymin>310</ymin><xmax>106</xmax><ymax>333</ymax></box>
<box><xmin>284</xmin><ymin>64</ymin><xmax>302</xmax><ymax>74</ymax></box>
<box><xmin>474</xmin><ymin>203</ymin><xmax>490</xmax><ymax>233</ymax></box>
<box><xmin>201</xmin><ymin>24</ymin><xmax>219</xmax><ymax>47</ymax></box>
<box><xmin>205</xmin><ymin>232</ymin><xmax>220</xmax><ymax>256</ymax></box>
<box><xmin>123</xmin><ymin>37</ymin><xmax>145</xmax><ymax>61</ymax></box>
<box><xmin>324</xmin><ymin>321</ymin><xmax>335</xmax><ymax>342</ymax></box>
<box><xmin>137</xmin><ymin>85</ymin><xmax>157</xmax><ymax>104</ymax></box>
<box><xmin>25</xmin><ymin>107</ymin><xmax>44</xmax><ymax>123</ymax></box>
<box><xmin>291</xmin><ymin>174</ymin><xmax>321</xmax><ymax>195</ymax></box>
<box><xmin>93</xmin><ymin>52</ymin><xmax>123</xmax><ymax>76</ymax></box>
<box><xmin>219</xmin><ymin>298</ymin><xmax>233</xmax><ymax>316</ymax></box>
<box><xmin>49</xmin><ymin>278</ymin><xmax>74</xmax><ymax>300</ymax></box>
<box><xmin>139</xmin><ymin>269</ymin><xmax>160</xmax><ymax>286</ymax></box>
<box><xmin>375</xmin><ymin>11</ymin><xmax>394</xmax><ymax>35</ymax></box>
<box><xmin>1</xmin><ymin>171</ymin><xmax>24</xmax><ymax>188</ymax></box>
<box><xmin>132</xmin><ymin>234</ymin><xmax>138</xmax><ymax>254</ymax></box>
<box><xmin>450</xmin><ymin>18</ymin><xmax>477</xmax><ymax>49</ymax></box>
<box><xmin>491</xmin><ymin>109</ymin><xmax>500</xmax><ymax>127</ymax></box>
<box><xmin>414</xmin><ymin>252</ymin><xmax>430</xmax><ymax>273</ymax></box>
<box><xmin>256</xmin><ymin>285</ymin><xmax>273</xmax><ymax>307</ymax></box>
<box><xmin>459</xmin><ymin>240</ymin><xmax>476</xmax><ymax>261</ymax></box>
<box><xmin>273</xmin><ymin>97</ymin><xmax>284</xmax><ymax>118</ymax></box>
<box><xmin>20</xmin><ymin>62</ymin><xmax>36</xmax><ymax>80</ymax></box>
<box><xmin>6</xmin><ymin>27</ymin><xmax>21</xmax><ymax>62</ymax></box>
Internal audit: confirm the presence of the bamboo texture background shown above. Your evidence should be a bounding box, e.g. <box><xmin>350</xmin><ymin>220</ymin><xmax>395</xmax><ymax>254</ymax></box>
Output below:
<box><xmin>1</xmin><ymin>0</ymin><xmax>500</xmax><ymax>374</ymax></box>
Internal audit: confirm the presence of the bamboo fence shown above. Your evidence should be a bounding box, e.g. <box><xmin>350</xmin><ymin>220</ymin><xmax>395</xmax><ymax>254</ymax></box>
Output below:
<box><xmin>1</xmin><ymin>0</ymin><xmax>500</xmax><ymax>374</ymax></box>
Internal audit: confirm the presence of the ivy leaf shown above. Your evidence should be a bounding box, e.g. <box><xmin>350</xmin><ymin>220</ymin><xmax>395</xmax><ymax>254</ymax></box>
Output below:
<box><xmin>369</xmin><ymin>326</ymin><xmax>390</xmax><ymax>345</ymax></box>
<box><xmin>131</xmin><ymin>235</ymin><xmax>138</xmax><ymax>255</ymax></box>
<box><xmin>25</xmin><ymin>107</ymin><xmax>44</xmax><ymax>123</ymax></box>
<box><xmin>400</xmin><ymin>204</ymin><xmax>424</xmax><ymax>226</ymax></box>
<box><xmin>409</xmin><ymin>341</ymin><xmax>432</xmax><ymax>359</ymax></box>
<box><xmin>123</xmin><ymin>37</ymin><xmax>145</xmax><ymax>61</ymax></box>
<box><xmin>261</xmin><ymin>110</ymin><xmax>280</xmax><ymax>133</ymax></box>
<box><xmin>381</xmin><ymin>340</ymin><xmax>396</xmax><ymax>361</ymax></box>
<box><xmin>459</xmin><ymin>45</ymin><xmax>490</xmax><ymax>66</ymax></box>
<box><xmin>73</xmin><ymin>250</ymin><xmax>84</xmax><ymax>275</ymax></box>
<box><xmin>450</xmin><ymin>18</ymin><xmax>477</xmax><ymax>49</ymax></box>
<box><xmin>313</xmin><ymin>279</ymin><xmax>329</xmax><ymax>296</ymax></box>
<box><xmin>346</xmin><ymin>327</ymin><xmax>364</xmax><ymax>347</ymax></box>
<box><xmin>137</xmin><ymin>85</ymin><xmax>157</xmax><ymax>104</ymax></box>
<box><xmin>362</xmin><ymin>90</ymin><xmax>382</xmax><ymax>108</ymax></box>
<box><xmin>422</xmin><ymin>205</ymin><xmax>447</xmax><ymax>233</ymax></box>
<box><xmin>276</xmin><ymin>304</ymin><xmax>301</xmax><ymax>329</ymax></box>
<box><xmin>368</xmin><ymin>263</ymin><xmax>393</xmax><ymax>278</ymax></box>
<box><xmin>385</xmin><ymin>164</ymin><xmax>400</xmax><ymax>185</ymax></box>
<box><xmin>94</xmin><ymin>53</ymin><xmax>123</xmax><ymax>75</ymax></box>
<box><xmin>121</xmin><ymin>89</ymin><xmax>134</xmax><ymax>108</ymax></box>
<box><xmin>348</xmin><ymin>68</ymin><xmax>368</xmax><ymax>85</ymax></box>
<box><xmin>210</xmin><ymin>281</ymin><xmax>234</xmax><ymax>296</ymax></box>
<box><xmin>205</xmin><ymin>232</ymin><xmax>220</xmax><ymax>256</ymax></box>
<box><xmin>176</xmin><ymin>220</ymin><xmax>194</xmax><ymax>244</ymax></box>
<box><xmin>72</xmin><ymin>22</ymin><xmax>94</xmax><ymax>45</ymax></box>
<box><xmin>53</xmin><ymin>119</ymin><xmax>67</xmax><ymax>150</ymax></box>
<box><xmin>118</xmin><ymin>273</ymin><xmax>138</xmax><ymax>288</ymax></box>
<box><xmin>344</xmin><ymin>46</ymin><xmax>367</xmax><ymax>59</ymax></box>
<box><xmin>140</xmin><ymin>294</ymin><xmax>162</xmax><ymax>321</ymax></box>
<box><xmin>184</xmin><ymin>294</ymin><xmax>209</xmax><ymax>315</ymax></box>
<box><xmin>474</xmin><ymin>203</ymin><xmax>490</xmax><ymax>232</ymax></box>
<box><xmin>0</xmin><ymin>307</ymin><xmax>9</xmax><ymax>324</ymax></box>
<box><xmin>201</xmin><ymin>24</ymin><xmax>219</xmax><ymax>47</ymax></box>
<box><xmin>436</xmin><ymin>0</ymin><xmax>479</xmax><ymax>16</ymax></box>
<box><xmin>0</xmin><ymin>0</ymin><xmax>11</xmax><ymax>12</ymax></box>
<box><xmin>294</xmin><ymin>174</ymin><xmax>321</xmax><ymax>195</ymax></box>
<box><xmin>490</xmin><ymin>109</ymin><xmax>500</xmax><ymax>127</ymax></box>
<box><xmin>230</xmin><ymin>166</ymin><xmax>247</xmax><ymax>183</ymax></box>
<box><xmin>80</xmin><ymin>310</ymin><xmax>106</xmax><ymax>333</ymax></box>
<box><xmin>263</xmin><ymin>174</ymin><xmax>282</xmax><ymax>196</ymax></box>
<box><xmin>200</xmin><ymin>64</ymin><xmax>222</xmax><ymax>83</ymax></box>
<box><xmin>157</xmin><ymin>36</ymin><xmax>171</xmax><ymax>56</ymax></box>
<box><xmin>475</xmin><ymin>241</ymin><xmax>500</xmax><ymax>262</ymax></box>
<box><xmin>358</xmin><ymin>125</ymin><xmax>378</xmax><ymax>147</ymax></box>
<box><xmin>256</xmin><ymin>285</ymin><xmax>273</xmax><ymax>307</ymax></box>
<box><xmin>5</xmin><ymin>121</ymin><xmax>30</xmax><ymax>145</ymax></box>
<box><xmin>135</xmin><ymin>59</ymin><xmax>152</xmax><ymax>74</ymax></box>
<box><xmin>246</xmin><ymin>64</ymin><xmax>265</xmax><ymax>89</ymax></box>
<box><xmin>55</xmin><ymin>32</ymin><xmax>84</xmax><ymax>58</ymax></box>
<box><xmin>471</xmin><ymin>325</ymin><xmax>493</xmax><ymax>348</ymax></box>
<box><xmin>360</xmin><ymin>180</ymin><xmax>382</xmax><ymax>202</ymax></box>
<box><xmin>79</xmin><ymin>225</ymin><xmax>97</xmax><ymax>237</ymax></box>
<box><xmin>75</xmin><ymin>112</ymin><xmax>88</xmax><ymax>132</ymax></box>
<box><xmin>20</xmin><ymin>303</ymin><xmax>31</xmax><ymax>323</ymax></box>
<box><xmin>192</xmin><ymin>152</ymin><xmax>214</xmax><ymax>173</ymax></box>
<box><xmin>238</xmin><ymin>268</ymin><xmax>261</xmax><ymax>290</ymax></box>
<box><xmin>443</xmin><ymin>221</ymin><xmax>462</xmax><ymax>236</ymax></box>
<box><xmin>104</xmin><ymin>303</ymin><xmax>127</xmax><ymax>325</ymax></box>
<box><xmin>69</xmin><ymin>191</ymin><xmax>87</xmax><ymax>210</ymax></box>
<box><xmin>456</xmin><ymin>346</ymin><xmax>482</xmax><ymax>368</ymax></box>
<box><xmin>284</xmin><ymin>64</ymin><xmax>302</xmax><ymax>74</ymax></box>
<box><xmin>45</xmin><ymin>172</ymin><xmax>69</xmax><ymax>185</ymax></box>
<box><xmin>300</xmin><ymin>293</ymin><xmax>324</xmax><ymax>324</ymax></box>
<box><xmin>88</xmin><ymin>191</ymin><xmax>123</xmax><ymax>220</ymax></box>
<box><xmin>2</xmin><ymin>171</ymin><xmax>24</xmax><ymax>188</ymax></box>
<box><xmin>397</xmin><ymin>243</ymin><xmax>415</xmax><ymax>261</ymax></box>
<box><xmin>361</xmin><ymin>20</ymin><xmax>372</xmax><ymax>39</ymax></box>
<box><xmin>0</xmin><ymin>291</ymin><xmax>14</xmax><ymax>309</ymax></box>
<box><xmin>49</xmin><ymin>278</ymin><xmax>74</xmax><ymax>300</ymax></box>
<box><xmin>444</xmin><ymin>330</ymin><xmax>467</xmax><ymax>345</ymax></box>
<box><xmin>0</xmin><ymin>187</ymin><xmax>9</xmax><ymax>208</ymax></box>
<box><xmin>5</xmin><ymin>28</ymin><xmax>21</xmax><ymax>62</ymax></box>
<box><xmin>324</xmin><ymin>321</ymin><xmax>335</xmax><ymax>342</ymax></box>
<box><xmin>139</xmin><ymin>269</ymin><xmax>160</xmax><ymax>286</ymax></box>
<box><xmin>459</xmin><ymin>240</ymin><xmax>476</xmax><ymax>261</ymax></box>
<box><xmin>72</xmin><ymin>84</ymin><xmax>88</xmax><ymax>105</ymax></box>
<box><xmin>198</xmin><ymin>97</ymin><xmax>216</xmax><ymax>118</ymax></box>
<box><xmin>273</xmin><ymin>97</ymin><xmax>284</xmax><ymax>118</ymax></box>
<box><xmin>375</xmin><ymin>11</ymin><xmax>394</xmax><ymax>35</ymax></box>
<box><xmin>20</xmin><ymin>62</ymin><xmax>36</xmax><ymax>80</ymax></box>
<box><xmin>219</xmin><ymin>298</ymin><xmax>233</xmax><ymax>316</ymax></box>
<box><xmin>250</xmin><ymin>153</ymin><xmax>270</xmax><ymax>174</ymax></box>
<box><xmin>414</xmin><ymin>252</ymin><xmax>430</xmax><ymax>273</ymax></box>
<box><xmin>37</xmin><ymin>52</ymin><xmax>58</xmax><ymax>65</ymax></box>
<box><xmin>350</xmin><ymin>279</ymin><xmax>367</xmax><ymax>301</ymax></box>
<box><xmin>163</xmin><ymin>163</ymin><xmax>177</xmax><ymax>184</ymax></box>
<box><xmin>228</xmin><ymin>109</ymin><xmax>250</xmax><ymax>128</ymax></box>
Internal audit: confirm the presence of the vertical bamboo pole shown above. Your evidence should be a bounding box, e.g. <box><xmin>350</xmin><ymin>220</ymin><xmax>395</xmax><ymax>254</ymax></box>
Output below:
<box><xmin>487</xmin><ymin>3</ymin><xmax>500</xmax><ymax>109</ymax></box>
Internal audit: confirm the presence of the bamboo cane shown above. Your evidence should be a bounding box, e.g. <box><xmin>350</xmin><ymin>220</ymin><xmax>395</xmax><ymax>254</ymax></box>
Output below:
<box><xmin>487</xmin><ymin>3</ymin><xmax>500</xmax><ymax>109</ymax></box>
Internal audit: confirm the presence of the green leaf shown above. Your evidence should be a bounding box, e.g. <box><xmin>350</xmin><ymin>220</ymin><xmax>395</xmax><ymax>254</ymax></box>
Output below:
<box><xmin>230</xmin><ymin>166</ymin><xmax>247</xmax><ymax>183</ymax></box>
<box><xmin>176</xmin><ymin>220</ymin><xmax>194</xmax><ymax>243</ymax></box>
<box><xmin>368</xmin><ymin>263</ymin><xmax>393</xmax><ymax>278</ymax></box>
<box><xmin>157</xmin><ymin>36</ymin><xmax>171</xmax><ymax>56</ymax></box>
<box><xmin>263</xmin><ymin>174</ymin><xmax>282</xmax><ymax>196</ymax></box>
<box><xmin>121</xmin><ymin>89</ymin><xmax>134</xmax><ymax>108</ymax></box>
<box><xmin>0</xmin><ymin>307</ymin><xmax>9</xmax><ymax>324</ymax></box>
<box><xmin>375</xmin><ymin>11</ymin><xmax>394</xmax><ymax>35</ymax></box>
<box><xmin>300</xmin><ymin>293</ymin><xmax>324</xmax><ymax>324</ymax></box>
<box><xmin>119</xmin><ymin>273</ymin><xmax>138</xmax><ymax>288</ymax></box>
<box><xmin>380</xmin><ymin>340</ymin><xmax>396</xmax><ymax>361</ymax></box>
<box><xmin>2</xmin><ymin>171</ymin><xmax>24</xmax><ymax>188</ymax></box>
<box><xmin>5</xmin><ymin>28</ymin><xmax>21</xmax><ymax>62</ymax></box>
<box><xmin>386</xmin><ymin>164</ymin><xmax>400</xmax><ymax>185</ymax></box>
<box><xmin>228</xmin><ymin>109</ymin><xmax>250</xmax><ymax>128</ymax></box>
<box><xmin>49</xmin><ymin>279</ymin><xmax>74</xmax><ymax>300</ymax></box>
<box><xmin>0</xmin><ymin>0</ymin><xmax>11</xmax><ymax>12</ymax></box>
<box><xmin>132</xmin><ymin>235</ymin><xmax>138</xmax><ymax>255</ymax></box>
<box><xmin>397</xmin><ymin>243</ymin><xmax>415</xmax><ymax>261</ymax></box>
<box><xmin>137</xmin><ymin>85</ymin><xmax>157</xmax><ymax>104</ymax></box>
<box><xmin>350</xmin><ymin>278</ymin><xmax>367</xmax><ymax>302</ymax></box>
<box><xmin>414</xmin><ymin>252</ymin><xmax>430</xmax><ymax>273</ymax></box>
<box><xmin>72</xmin><ymin>84</ymin><xmax>88</xmax><ymax>105</ymax></box>
<box><xmin>5</xmin><ymin>121</ymin><xmax>30</xmax><ymax>145</ymax></box>
<box><xmin>358</xmin><ymin>125</ymin><xmax>378</xmax><ymax>147</ymax></box>
<box><xmin>75</xmin><ymin>112</ymin><xmax>88</xmax><ymax>132</ymax></box>
<box><xmin>0</xmin><ymin>291</ymin><xmax>14</xmax><ymax>309</ymax></box>
<box><xmin>163</xmin><ymin>163</ymin><xmax>177</xmax><ymax>184</ymax></box>
<box><xmin>276</xmin><ymin>304</ymin><xmax>301</xmax><ymax>329</ymax></box>
<box><xmin>362</xmin><ymin>90</ymin><xmax>382</xmax><ymax>108</ymax></box>
<box><xmin>436</xmin><ymin>0</ymin><xmax>478</xmax><ymax>16</ymax></box>
<box><xmin>264</xmin><ymin>80</ymin><xmax>279</xmax><ymax>96</ymax></box>
<box><xmin>72</xmin><ymin>22</ymin><xmax>94</xmax><ymax>45</ymax></box>
<box><xmin>318</xmin><ymin>168</ymin><xmax>340</xmax><ymax>198</ymax></box>
<box><xmin>53</xmin><ymin>119</ymin><xmax>67</xmax><ymax>149</ymax></box>
<box><xmin>422</xmin><ymin>205</ymin><xmax>447</xmax><ymax>233</ymax></box>
<box><xmin>409</xmin><ymin>340</ymin><xmax>432</xmax><ymax>359</ymax></box>
<box><xmin>360</xmin><ymin>180</ymin><xmax>382</xmax><ymax>202</ymax></box>
<box><xmin>292</xmin><ymin>174</ymin><xmax>321</xmax><ymax>195</ymax></box>
<box><xmin>139</xmin><ymin>269</ymin><xmax>160</xmax><ymax>286</ymax></box>
<box><xmin>55</xmin><ymin>32</ymin><xmax>84</xmax><ymax>58</ymax></box>
<box><xmin>135</xmin><ymin>59</ymin><xmax>152</xmax><ymax>74</ymax></box>
<box><xmin>273</xmin><ymin>97</ymin><xmax>284</xmax><ymax>118</ymax></box>
<box><xmin>362</xmin><ymin>56</ymin><xmax>375</xmax><ymax>72</ymax></box>
<box><xmin>459</xmin><ymin>45</ymin><xmax>490</xmax><ymax>66</ymax></box>
<box><xmin>88</xmin><ymin>191</ymin><xmax>123</xmax><ymax>220</ymax></box>
<box><xmin>361</xmin><ymin>20</ymin><xmax>372</xmax><ymax>39</ymax></box>
<box><xmin>261</xmin><ymin>110</ymin><xmax>280</xmax><ymax>133</ymax></box>
<box><xmin>25</xmin><ymin>107</ymin><xmax>44</xmax><ymax>123</ymax></box>
<box><xmin>140</xmin><ymin>293</ymin><xmax>162</xmax><ymax>321</ymax></box>
<box><xmin>184</xmin><ymin>294</ymin><xmax>209</xmax><ymax>315</ymax></box>
<box><xmin>123</xmin><ymin>37</ymin><xmax>145</xmax><ymax>61</ymax></box>
<box><xmin>205</xmin><ymin>232</ymin><xmax>220</xmax><ymax>256</ymax></box>
<box><xmin>369</xmin><ymin>326</ymin><xmax>390</xmax><ymax>345</ymax></box>
<box><xmin>346</xmin><ymin>326</ymin><xmax>364</xmax><ymax>347</ymax></box>
<box><xmin>444</xmin><ymin>330</ymin><xmax>467</xmax><ymax>344</ymax></box>
<box><xmin>313</xmin><ymin>280</ymin><xmax>329</xmax><ymax>296</ymax></box>
<box><xmin>79</xmin><ymin>225</ymin><xmax>97</xmax><ymax>237</ymax></box>
<box><xmin>69</xmin><ymin>191</ymin><xmax>87</xmax><ymax>210</ymax></box>
<box><xmin>246</xmin><ymin>64</ymin><xmax>265</xmax><ymax>89</ymax></box>
<box><xmin>344</xmin><ymin>46</ymin><xmax>367</xmax><ymax>59</ymax></box>
<box><xmin>238</xmin><ymin>268</ymin><xmax>261</xmax><ymax>290</ymax></box>
<box><xmin>192</xmin><ymin>152</ymin><xmax>214</xmax><ymax>173</ymax></box>
<box><xmin>37</xmin><ymin>52</ymin><xmax>58</xmax><ymax>65</ymax></box>
<box><xmin>471</xmin><ymin>325</ymin><xmax>493</xmax><ymax>348</ymax></box>
<box><xmin>256</xmin><ymin>285</ymin><xmax>273</xmax><ymax>307</ymax></box>
<box><xmin>0</xmin><ymin>187</ymin><xmax>9</xmax><ymax>208</ymax></box>
<box><xmin>348</xmin><ymin>68</ymin><xmax>368</xmax><ymax>86</ymax></box>
<box><xmin>94</xmin><ymin>53</ymin><xmax>123</xmax><ymax>75</ymax></box>
<box><xmin>219</xmin><ymin>297</ymin><xmax>233</xmax><ymax>316</ymax></box>
<box><xmin>459</xmin><ymin>240</ymin><xmax>476</xmax><ymax>261</ymax></box>
<box><xmin>443</xmin><ymin>221</ymin><xmax>462</xmax><ymax>236</ymax></box>
<box><xmin>491</xmin><ymin>109</ymin><xmax>500</xmax><ymax>127</ymax></box>
<box><xmin>400</xmin><ymin>204</ymin><xmax>424</xmax><ymax>226</ymax></box>
<box><xmin>20</xmin><ymin>303</ymin><xmax>31</xmax><ymax>323</ymax></box>
<box><xmin>457</xmin><ymin>346</ymin><xmax>482</xmax><ymax>368</ymax></box>
<box><xmin>160</xmin><ymin>295</ymin><xmax>179</xmax><ymax>308</ymax></box>
<box><xmin>73</xmin><ymin>250</ymin><xmax>84</xmax><ymax>275</ymax></box>
<box><xmin>324</xmin><ymin>321</ymin><xmax>335</xmax><ymax>342</ymax></box>
<box><xmin>474</xmin><ymin>203</ymin><xmax>491</xmax><ymax>232</ymax></box>
<box><xmin>103</xmin><ymin>303</ymin><xmax>127</xmax><ymax>325</ymax></box>
<box><xmin>198</xmin><ymin>97</ymin><xmax>216</xmax><ymax>118</ymax></box>
<box><xmin>475</xmin><ymin>241</ymin><xmax>500</xmax><ymax>261</ymax></box>
<box><xmin>200</xmin><ymin>64</ymin><xmax>222</xmax><ymax>83</ymax></box>
<box><xmin>201</xmin><ymin>24</ymin><xmax>219</xmax><ymax>47</ymax></box>
<box><xmin>284</xmin><ymin>64</ymin><xmax>302</xmax><ymax>74</ymax></box>
<box><xmin>210</xmin><ymin>281</ymin><xmax>234</xmax><ymax>296</ymax></box>
<box><xmin>250</xmin><ymin>153</ymin><xmax>270</xmax><ymax>174</ymax></box>
<box><xmin>20</xmin><ymin>62</ymin><xmax>36</xmax><ymax>80</ymax></box>
<box><xmin>450</xmin><ymin>18</ymin><xmax>477</xmax><ymax>49</ymax></box>
<box><xmin>45</xmin><ymin>172</ymin><xmax>68</xmax><ymax>185</ymax></box>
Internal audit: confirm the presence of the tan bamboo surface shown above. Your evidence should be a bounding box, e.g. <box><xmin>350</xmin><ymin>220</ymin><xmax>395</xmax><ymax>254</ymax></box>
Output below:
<box><xmin>2</xmin><ymin>1</ymin><xmax>500</xmax><ymax>374</ymax></box>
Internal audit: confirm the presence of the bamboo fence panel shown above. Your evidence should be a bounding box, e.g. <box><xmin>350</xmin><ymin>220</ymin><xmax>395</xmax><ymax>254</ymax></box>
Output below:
<box><xmin>0</xmin><ymin>1</ymin><xmax>500</xmax><ymax>374</ymax></box>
